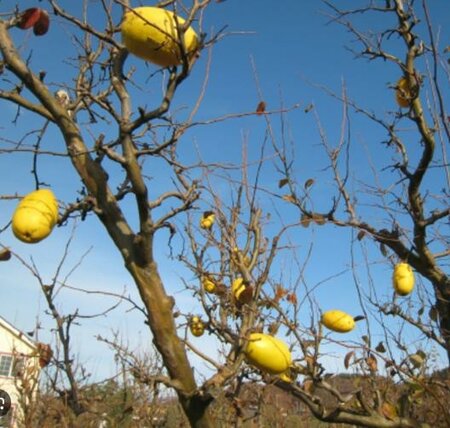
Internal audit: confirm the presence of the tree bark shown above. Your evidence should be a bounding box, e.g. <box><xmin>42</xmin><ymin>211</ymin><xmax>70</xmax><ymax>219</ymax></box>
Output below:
<box><xmin>126</xmin><ymin>257</ymin><xmax>213</xmax><ymax>427</ymax></box>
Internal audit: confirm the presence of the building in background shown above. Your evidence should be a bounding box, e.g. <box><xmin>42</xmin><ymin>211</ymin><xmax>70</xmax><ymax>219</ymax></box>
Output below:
<box><xmin>0</xmin><ymin>316</ymin><xmax>50</xmax><ymax>427</ymax></box>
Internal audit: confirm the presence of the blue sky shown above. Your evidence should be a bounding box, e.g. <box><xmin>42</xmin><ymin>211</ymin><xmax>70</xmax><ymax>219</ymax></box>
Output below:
<box><xmin>0</xmin><ymin>0</ymin><xmax>449</xmax><ymax>383</ymax></box>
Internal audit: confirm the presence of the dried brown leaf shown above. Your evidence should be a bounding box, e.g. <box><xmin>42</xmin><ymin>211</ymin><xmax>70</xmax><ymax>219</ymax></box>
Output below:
<box><xmin>303</xmin><ymin>380</ymin><xmax>314</xmax><ymax>393</ymax></box>
<box><xmin>268</xmin><ymin>322</ymin><xmax>280</xmax><ymax>335</ymax></box>
<box><xmin>17</xmin><ymin>8</ymin><xmax>41</xmax><ymax>29</ymax></box>
<box><xmin>417</xmin><ymin>306</ymin><xmax>425</xmax><ymax>317</ymax></box>
<box><xmin>286</xmin><ymin>293</ymin><xmax>298</xmax><ymax>305</ymax></box>
<box><xmin>33</xmin><ymin>10</ymin><xmax>50</xmax><ymax>36</ymax></box>
<box><xmin>274</xmin><ymin>284</ymin><xmax>288</xmax><ymax>302</ymax></box>
<box><xmin>416</xmin><ymin>349</ymin><xmax>427</xmax><ymax>360</ymax></box>
<box><xmin>304</xmin><ymin>355</ymin><xmax>315</xmax><ymax>370</ymax></box>
<box><xmin>278</xmin><ymin>178</ymin><xmax>289</xmax><ymax>189</ymax></box>
<box><xmin>375</xmin><ymin>341</ymin><xmax>386</xmax><ymax>353</ymax></box>
<box><xmin>282</xmin><ymin>194</ymin><xmax>297</xmax><ymax>204</ymax></box>
<box><xmin>300</xmin><ymin>214</ymin><xmax>311</xmax><ymax>228</ymax></box>
<box><xmin>304</xmin><ymin>178</ymin><xmax>315</xmax><ymax>189</ymax></box>
<box><xmin>237</xmin><ymin>285</ymin><xmax>253</xmax><ymax>305</ymax></box>
<box><xmin>256</xmin><ymin>101</ymin><xmax>266</xmax><ymax>115</ymax></box>
<box><xmin>366</xmin><ymin>354</ymin><xmax>378</xmax><ymax>372</ymax></box>
<box><xmin>381</xmin><ymin>402</ymin><xmax>398</xmax><ymax>420</ymax></box>
<box><xmin>385</xmin><ymin>360</ymin><xmax>394</xmax><ymax>368</ymax></box>
<box><xmin>429</xmin><ymin>305</ymin><xmax>439</xmax><ymax>322</ymax></box>
<box><xmin>344</xmin><ymin>351</ymin><xmax>355</xmax><ymax>369</ymax></box>
<box><xmin>0</xmin><ymin>249</ymin><xmax>11</xmax><ymax>261</ymax></box>
<box><xmin>312</xmin><ymin>213</ymin><xmax>326</xmax><ymax>225</ymax></box>
<box><xmin>214</xmin><ymin>283</ymin><xmax>228</xmax><ymax>297</ymax></box>
<box><xmin>409</xmin><ymin>354</ymin><xmax>424</xmax><ymax>369</ymax></box>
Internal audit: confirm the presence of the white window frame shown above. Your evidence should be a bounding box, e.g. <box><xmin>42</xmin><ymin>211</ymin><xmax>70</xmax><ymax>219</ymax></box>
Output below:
<box><xmin>0</xmin><ymin>354</ymin><xmax>25</xmax><ymax>378</ymax></box>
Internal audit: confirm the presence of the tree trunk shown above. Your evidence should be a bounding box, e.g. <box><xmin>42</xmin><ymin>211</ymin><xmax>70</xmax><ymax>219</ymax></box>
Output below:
<box><xmin>435</xmin><ymin>283</ymin><xmax>450</xmax><ymax>364</ymax></box>
<box><xmin>126</xmin><ymin>258</ymin><xmax>214</xmax><ymax>427</ymax></box>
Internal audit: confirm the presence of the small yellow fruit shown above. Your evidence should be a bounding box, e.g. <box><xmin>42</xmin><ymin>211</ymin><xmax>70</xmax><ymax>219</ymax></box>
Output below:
<box><xmin>12</xmin><ymin>189</ymin><xmax>58</xmax><ymax>243</ymax></box>
<box><xmin>189</xmin><ymin>316</ymin><xmax>205</xmax><ymax>337</ymax></box>
<box><xmin>395</xmin><ymin>77</ymin><xmax>412</xmax><ymax>108</ymax></box>
<box><xmin>393</xmin><ymin>262</ymin><xmax>415</xmax><ymax>296</ymax></box>
<box><xmin>232</xmin><ymin>277</ymin><xmax>246</xmax><ymax>300</ymax></box>
<box><xmin>121</xmin><ymin>7</ymin><xmax>199</xmax><ymax>67</ymax></box>
<box><xmin>245</xmin><ymin>333</ymin><xmax>292</xmax><ymax>374</ymax></box>
<box><xmin>200</xmin><ymin>211</ymin><xmax>215</xmax><ymax>230</ymax></box>
<box><xmin>231</xmin><ymin>247</ymin><xmax>251</xmax><ymax>269</ymax></box>
<box><xmin>202</xmin><ymin>277</ymin><xmax>216</xmax><ymax>293</ymax></box>
<box><xmin>321</xmin><ymin>310</ymin><xmax>355</xmax><ymax>333</ymax></box>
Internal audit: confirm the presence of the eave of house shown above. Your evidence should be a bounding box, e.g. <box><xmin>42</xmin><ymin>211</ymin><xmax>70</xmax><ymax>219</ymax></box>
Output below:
<box><xmin>0</xmin><ymin>315</ymin><xmax>38</xmax><ymax>352</ymax></box>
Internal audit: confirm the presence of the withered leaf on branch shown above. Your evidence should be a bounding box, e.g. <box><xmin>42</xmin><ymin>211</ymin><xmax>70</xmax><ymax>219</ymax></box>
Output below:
<box><xmin>17</xmin><ymin>8</ymin><xmax>41</xmax><ymax>29</ymax></box>
<box><xmin>379</xmin><ymin>243</ymin><xmax>388</xmax><ymax>257</ymax></box>
<box><xmin>357</xmin><ymin>230</ymin><xmax>366</xmax><ymax>241</ymax></box>
<box><xmin>429</xmin><ymin>305</ymin><xmax>439</xmax><ymax>322</ymax></box>
<box><xmin>375</xmin><ymin>341</ymin><xmax>386</xmax><ymax>353</ymax></box>
<box><xmin>0</xmin><ymin>248</ymin><xmax>11</xmax><ymax>261</ymax></box>
<box><xmin>278</xmin><ymin>178</ymin><xmax>289</xmax><ymax>189</ymax></box>
<box><xmin>304</xmin><ymin>178</ymin><xmax>315</xmax><ymax>189</ymax></box>
<box><xmin>385</xmin><ymin>360</ymin><xmax>395</xmax><ymax>368</ymax></box>
<box><xmin>304</xmin><ymin>104</ymin><xmax>314</xmax><ymax>113</ymax></box>
<box><xmin>268</xmin><ymin>322</ymin><xmax>280</xmax><ymax>335</ymax></box>
<box><xmin>409</xmin><ymin>352</ymin><xmax>425</xmax><ymax>369</ymax></box>
<box><xmin>237</xmin><ymin>285</ymin><xmax>253</xmax><ymax>305</ymax></box>
<box><xmin>286</xmin><ymin>293</ymin><xmax>297</xmax><ymax>305</ymax></box>
<box><xmin>381</xmin><ymin>402</ymin><xmax>398</xmax><ymax>420</ymax></box>
<box><xmin>304</xmin><ymin>355</ymin><xmax>315</xmax><ymax>371</ymax></box>
<box><xmin>214</xmin><ymin>283</ymin><xmax>228</xmax><ymax>297</ymax></box>
<box><xmin>417</xmin><ymin>306</ymin><xmax>424</xmax><ymax>317</ymax></box>
<box><xmin>303</xmin><ymin>380</ymin><xmax>314</xmax><ymax>393</ymax></box>
<box><xmin>416</xmin><ymin>349</ymin><xmax>427</xmax><ymax>359</ymax></box>
<box><xmin>33</xmin><ymin>10</ymin><xmax>50</xmax><ymax>36</ymax></box>
<box><xmin>366</xmin><ymin>354</ymin><xmax>378</xmax><ymax>372</ymax></box>
<box><xmin>256</xmin><ymin>101</ymin><xmax>266</xmax><ymax>115</ymax></box>
<box><xmin>344</xmin><ymin>351</ymin><xmax>355</xmax><ymax>369</ymax></box>
<box><xmin>17</xmin><ymin>8</ymin><xmax>50</xmax><ymax>36</ymax></box>
<box><xmin>311</xmin><ymin>213</ymin><xmax>326</xmax><ymax>225</ymax></box>
<box><xmin>274</xmin><ymin>284</ymin><xmax>288</xmax><ymax>302</ymax></box>
<box><xmin>282</xmin><ymin>194</ymin><xmax>297</xmax><ymax>204</ymax></box>
<box><xmin>300</xmin><ymin>214</ymin><xmax>311</xmax><ymax>228</ymax></box>
<box><xmin>37</xmin><ymin>343</ymin><xmax>53</xmax><ymax>368</ymax></box>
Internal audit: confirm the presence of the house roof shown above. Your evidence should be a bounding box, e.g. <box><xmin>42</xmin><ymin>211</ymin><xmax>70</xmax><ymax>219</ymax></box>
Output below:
<box><xmin>0</xmin><ymin>315</ymin><xmax>38</xmax><ymax>351</ymax></box>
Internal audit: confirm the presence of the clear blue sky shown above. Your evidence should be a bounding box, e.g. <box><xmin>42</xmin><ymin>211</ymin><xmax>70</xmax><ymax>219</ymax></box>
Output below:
<box><xmin>0</xmin><ymin>1</ymin><xmax>448</xmax><ymax>381</ymax></box>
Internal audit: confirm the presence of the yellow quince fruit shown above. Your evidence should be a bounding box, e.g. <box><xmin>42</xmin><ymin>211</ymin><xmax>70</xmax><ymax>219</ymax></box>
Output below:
<box><xmin>245</xmin><ymin>333</ymin><xmax>292</xmax><ymax>375</ymax></box>
<box><xmin>232</xmin><ymin>277</ymin><xmax>246</xmax><ymax>300</ymax></box>
<box><xmin>200</xmin><ymin>211</ymin><xmax>215</xmax><ymax>230</ymax></box>
<box><xmin>395</xmin><ymin>77</ymin><xmax>412</xmax><ymax>108</ymax></box>
<box><xmin>121</xmin><ymin>7</ymin><xmax>199</xmax><ymax>67</ymax></box>
<box><xmin>202</xmin><ymin>277</ymin><xmax>216</xmax><ymax>293</ymax></box>
<box><xmin>12</xmin><ymin>189</ymin><xmax>58</xmax><ymax>243</ymax></box>
<box><xmin>321</xmin><ymin>310</ymin><xmax>355</xmax><ymax>333</ymax></box>
<box><xmin>393</xmin><ymin>262</ymin><xmax>415</xmax><ymax>296</ymax></box>
<box><xmin>189</xmin><ymin>316</ymin><xmax>205</xmax><ymax>337</ymax></box>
